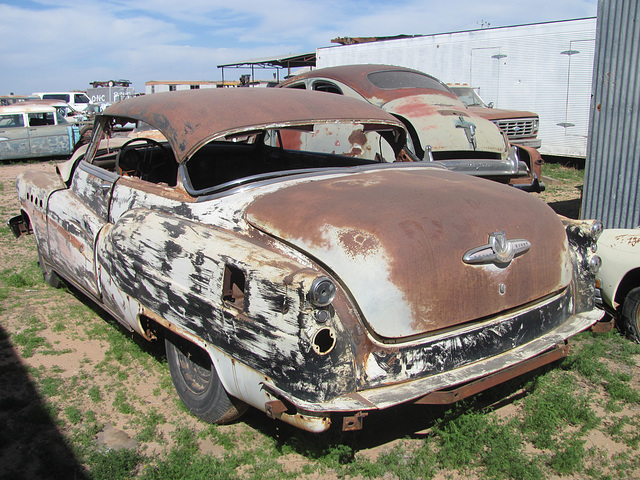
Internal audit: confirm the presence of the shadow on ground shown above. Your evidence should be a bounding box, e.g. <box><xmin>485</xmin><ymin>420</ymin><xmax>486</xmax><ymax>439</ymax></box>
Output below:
<box><xmin>546</xmin><ymin>198</ymin><xmax>582</xmax><ymax>219</ymax></box>
<box><xmin>0</xmin><ymin>324</ymin><xmax>88</xmax><ymax>480</ymax></box>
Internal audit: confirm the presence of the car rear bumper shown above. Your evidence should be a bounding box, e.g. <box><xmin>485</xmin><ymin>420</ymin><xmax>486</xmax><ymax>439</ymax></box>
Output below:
<box><xmin>261</xmin><ymin>304</ymin><xmax>603</xmax><ymax>430</ymax></box>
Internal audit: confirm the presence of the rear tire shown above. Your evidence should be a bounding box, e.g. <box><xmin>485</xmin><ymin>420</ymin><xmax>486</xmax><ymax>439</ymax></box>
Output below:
<box><xmin>38</xmin><ymin>251</ymin><xmax>62</xmax><ymax>288</ymax></box>
<box><xmin>621</xmin><ymin>287</ymin><xmax>640</xmax><ymax>343</ymax></box>
<box><xmin>165</xmin><ymin>333</ymin><xmax>247</xmax><ymax>424</ymax></box>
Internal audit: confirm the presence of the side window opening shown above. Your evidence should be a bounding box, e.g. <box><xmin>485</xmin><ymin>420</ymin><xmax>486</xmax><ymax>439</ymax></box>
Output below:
<box><xmin>223</xmin><ymin>264</ymin><xmax>246</xmax><ymax>311</ymax></box>
<box><xmin>312</xmin><ymin>81</ymin><xmax>342</xmax><ymax>95</ymax></box>
<box><xmin>28</xmin><ymin>112</ymin><xmax>55</xmax><ymax>126</ymax></box>
<box><xmin>0</xmin><ymin>114</ymin><xmax>25</xmax><ymax>128</ymax></box>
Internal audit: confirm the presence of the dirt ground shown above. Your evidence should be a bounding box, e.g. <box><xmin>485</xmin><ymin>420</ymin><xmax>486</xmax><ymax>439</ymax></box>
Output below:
<box><xmin>0</xmin><ymin>160</ymin><xmax>633</xmax><ymax>479</ymax></box>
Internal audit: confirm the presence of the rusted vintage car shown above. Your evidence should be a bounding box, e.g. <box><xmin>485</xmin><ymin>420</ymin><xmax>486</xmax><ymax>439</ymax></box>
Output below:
<box><xmin>279</xmin><ymin>64</ymin><xmax>544</xmax><ymax>192</ymax></box>
<box><xmin>0</xmin><ymin>103</ymin><xmax>81</xmax><ymax>160</ymax></box>
<box><xmin>9</xmin><ymin>88</ymin><xmax>603</xmax><ymax>432</ymax></box>
<box><xmin>596</xmin><ymin>228</ymin><xmax>640</xmax><ymax>341</ymax></box>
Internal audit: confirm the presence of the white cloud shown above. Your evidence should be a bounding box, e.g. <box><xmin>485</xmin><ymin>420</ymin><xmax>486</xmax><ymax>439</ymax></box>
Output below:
<box><xmin>0</xmin><ymin>0</ymin><xmax>597</xmax><ymax>94</ymax></box>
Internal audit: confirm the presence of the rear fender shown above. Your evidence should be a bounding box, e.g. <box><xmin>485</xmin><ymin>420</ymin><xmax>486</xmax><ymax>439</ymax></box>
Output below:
<box><xmin>96</xmin><ymin>208</ymin><xmax>358</xmax><ymax>405</ymax></box>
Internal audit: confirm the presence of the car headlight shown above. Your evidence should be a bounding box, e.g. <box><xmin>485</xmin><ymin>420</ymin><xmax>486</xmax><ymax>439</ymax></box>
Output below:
<box><xmin>308</xmin><ymin>277</ymin><xmax>336</xmax><ymax>307</ymax></box>
<box><xmin>590</xmin><ymin>220</ymin><xmax>603</xmax><ymax>242</ymax></box>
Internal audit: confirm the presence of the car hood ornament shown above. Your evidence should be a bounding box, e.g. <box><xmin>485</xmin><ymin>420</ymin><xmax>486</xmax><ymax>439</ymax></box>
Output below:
<box><xmin>455</xmin><ymin>115</ymin><xmax>478</xmax><ymax>150</ymax></box>
<box><xmin>463</xmin><ymin>231</ymin><xmax>531</xmax><ymax>265</ymax></box>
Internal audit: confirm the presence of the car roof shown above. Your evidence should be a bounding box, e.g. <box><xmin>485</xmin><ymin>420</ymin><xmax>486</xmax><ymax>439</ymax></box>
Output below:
<box><xmin>32</xmin><ymin>91</ymin><xmax>86</xmax><ymax>96</ymax></box>
<box><xmin>0</xmin><ymin>103</ymin><xmax>57</xmax><ymax>114</ymax></box>
<box><xmin>279</xmin><ymin>64</ymin><xmax>456</xmax><ymax>103</ymax></box>
<box><xmin>101</xmin><ymin>88</ymin><xmax>407</xmax><ymax>164</ymax></box>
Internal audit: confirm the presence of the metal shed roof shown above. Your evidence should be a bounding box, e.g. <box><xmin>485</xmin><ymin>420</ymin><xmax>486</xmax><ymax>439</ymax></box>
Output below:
<box><xmin>217</xmin><ymin>52</ymin><xmax>316</xmax><ymax>69</ymax></box>
<box><xmin>217</xmin><ymin>52</ymin><xmax>316</xmax><ymax>83</ymax></box>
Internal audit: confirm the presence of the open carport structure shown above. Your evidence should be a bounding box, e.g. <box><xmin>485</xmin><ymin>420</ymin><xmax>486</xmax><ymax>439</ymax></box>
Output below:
<box><xmin>217</xmin><ymin>52</ymin><xmax>315</xmax><ymax>85</ymax></box>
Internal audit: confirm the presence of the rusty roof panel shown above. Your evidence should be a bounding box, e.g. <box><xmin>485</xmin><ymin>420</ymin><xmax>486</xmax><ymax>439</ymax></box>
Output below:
<box><xmin>280</xmin><ymin>64</ymin><xmax>459</xmax><ymax>104</ymax></box>
<box><xmin>102</xmin><ymin>88</ymin><xmax>405</xmax><ymax>163</ymax></box>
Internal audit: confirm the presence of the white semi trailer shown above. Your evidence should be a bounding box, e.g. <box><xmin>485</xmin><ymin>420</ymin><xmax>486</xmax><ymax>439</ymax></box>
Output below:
<box><xmin>317</xmin><ymin>18</ymin><xmax>596</xmax><ymax>158</ymax></box>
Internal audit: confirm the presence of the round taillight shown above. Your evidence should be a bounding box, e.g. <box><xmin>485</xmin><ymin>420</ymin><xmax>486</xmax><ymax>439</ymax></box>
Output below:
<box><xmin>308</xmin><ymin>277</ymin><xmax>336</xmax><ymax>307</ymax></box>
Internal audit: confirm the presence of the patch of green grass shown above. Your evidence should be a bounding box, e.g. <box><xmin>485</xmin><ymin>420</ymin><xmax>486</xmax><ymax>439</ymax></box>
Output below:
<box><xmin>199</xmin><ymin>424</ymin><xmax>236</xmax><ymax>451</ymax></box>
<box><xmin>12</xmin><ymin>332</ymin><xmax>48</xmax><ymax>358</ymax></box>
<box><xmin>65</xmin><ymin>405</ymin><xmax>83</xmax><ymax>424</ymax></box>
<box><xmin>86</xmin><ymin>448</ymin><xmax>143</xmax><ymax>480</ymax></box>
<box><xmin>605</xmin><ymin>415</ymin><xmax>640</xmax><ymax>449</ymax></box>
<box><xmin>0</xmin><ymin>259</ymin><xmax>42</xmax><ymax>288</ymax></box>
<box><xmin>549</xmin><ymin>437</ymin><xmax>586</xmax><ymax>475</ymax></box>
<box><xmin>52</xmin><ymin>320</ymin><xmax>66</xmax><ymax>332</ymax></box>
<box><xmin>138</xmin><ymin>447</ymin><xmax>236</xmax><ymax>480</ymax></box>
<box><xmin>434</xmin><ymin>407</ymin><xmax>543</xmax><ymax>480</ymax></box>
<box><xmin>134</xmin><ymin>408</ymin><xmax>165</xmax><ymax>443</ymax></box>
<box><xmin>563</xmin><ymin>331</ymin><xmax>640</xmax><ymax>410</ymax></box>
<box><xmin>39</xmin><ymin>376</ymin><xmax>64</xmax><ymax>397</ymax></box>
<box><xmin>520</xmin><ymin>372</ymin><xmax>599</xmax><ymax>449</ymax></box>
<box><xmin>542</xmin><ymin>162</ymin><xmax>585</xmax><ymax>183</ymax></box>
<box><xmin>88</xmin><ymin>385</ymin><xmax>102</xmax><ymax>403</ymax></box>
<box><xmin>351</xmin><ymin>442</ymin><xmax>438</xmax><ymax>480</ymax></box>
<box><xmin>112</xmin><ymin>389</ymin><xmax>135</xmax><ymax>415</ymax></box>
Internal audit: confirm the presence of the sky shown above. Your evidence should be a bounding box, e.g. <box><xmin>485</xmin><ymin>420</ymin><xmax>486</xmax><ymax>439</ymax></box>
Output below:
<box><xmin>0</xmin><ymin>0</ymin><xmax>598</xmax><ymax>95</ymax></box>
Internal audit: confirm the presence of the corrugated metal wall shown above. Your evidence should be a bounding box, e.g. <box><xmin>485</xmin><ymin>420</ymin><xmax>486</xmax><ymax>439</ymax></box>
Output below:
<box><xmin>582</xmin><ymin>0</ymin><xmax>640</xmax><ymax>228</ymax></box>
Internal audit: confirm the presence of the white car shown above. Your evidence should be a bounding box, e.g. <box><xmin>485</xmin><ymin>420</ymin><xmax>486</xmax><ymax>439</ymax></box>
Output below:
<box><xmin>596</xmin><ymin>228</ymin><xmax>640</xmax><ymax>341</ymax></box>
<box><xmin>32</xmin><ymin>91</ymin><xmax>92</xmax><ymax>112</ymax></box>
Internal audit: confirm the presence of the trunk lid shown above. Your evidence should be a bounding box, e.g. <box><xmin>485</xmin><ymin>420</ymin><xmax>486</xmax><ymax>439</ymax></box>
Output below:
<box><xmin>246</xmin><ymin>167</ymin><xmax>571</xmax><ymax>339</ymax></box>
<box><xmin>383</xmin><ymin>94</ymin><xmax>508</xmax><ymax>156</ymax></box>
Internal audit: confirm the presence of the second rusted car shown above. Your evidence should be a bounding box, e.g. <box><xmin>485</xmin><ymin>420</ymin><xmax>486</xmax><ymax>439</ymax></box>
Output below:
<box><xmin>279</xmin><ymin>64</ymin><xmax>545</xmax><ymax>192</ymax></box>
<box><xmin>10</xmin><ymin>88</ymin><xmax>602</xmax><ymax>432</ymax></box>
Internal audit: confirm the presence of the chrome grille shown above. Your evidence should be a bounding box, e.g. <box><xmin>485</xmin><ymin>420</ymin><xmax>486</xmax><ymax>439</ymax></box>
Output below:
<box><xmin>493</xmin><ymin>118</ymin><xmax>538</xmax><ymax>139</ymax></box>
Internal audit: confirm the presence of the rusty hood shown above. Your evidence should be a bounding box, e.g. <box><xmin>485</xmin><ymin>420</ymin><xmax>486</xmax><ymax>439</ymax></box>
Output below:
<box><xmin>245</xmin><ymin>167</ymin><xmax>572</xmax><ymax>339</ymax></box>
<box><xmin>383</xmin><ymin>94</ymin><xmax>508</xmax><ymax>155</ymax></box>
<box><xmin>466</xmin><ymin>106</ymin><xmax>539</xmax><ymax>122</ymax></box>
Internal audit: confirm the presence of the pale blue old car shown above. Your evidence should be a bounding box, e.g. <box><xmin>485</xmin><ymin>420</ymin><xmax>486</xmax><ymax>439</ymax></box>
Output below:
<box><xmin>0</xmin><ymin>102</ymin><xmax>80</xmax><ymax>160</ymax></box>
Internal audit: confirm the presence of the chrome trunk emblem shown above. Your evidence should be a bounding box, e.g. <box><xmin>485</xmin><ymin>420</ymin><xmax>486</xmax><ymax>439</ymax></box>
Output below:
<box><xmin>463</xmin><ymin>231</ymin><xmax>531</xmax><ymax>266</ymax></box>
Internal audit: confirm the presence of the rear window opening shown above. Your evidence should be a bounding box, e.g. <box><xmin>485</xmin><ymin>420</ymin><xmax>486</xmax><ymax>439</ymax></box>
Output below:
<box><xmin>183</xmin><ymin>125</ymin><xmax>400</xmax><ymax>196</ymax></box>
<box><xmin>367</xmin><ymin>70</ymin><xmax>450</xmax><ymax>92</ymax></box>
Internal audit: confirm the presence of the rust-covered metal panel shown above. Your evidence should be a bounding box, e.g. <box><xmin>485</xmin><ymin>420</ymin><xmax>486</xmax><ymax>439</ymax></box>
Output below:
<box><xmin>102</xmin><ymin>88</ymin><xmax>406</xmax><ymax>164</ymax></box>
<box><xmin>246</xmin><ymin>167</ymin><xmax>571</xmax><ymax>339</ymax></box>
<box><xmin>385</xmin><ymin>95</ymin><xmax>506</xmax><ymax>154</ymax></box>
<box><xmin>280</xmin><ymin>64</ymin><xmax>459</xmax><ymax>105</ymax></box>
